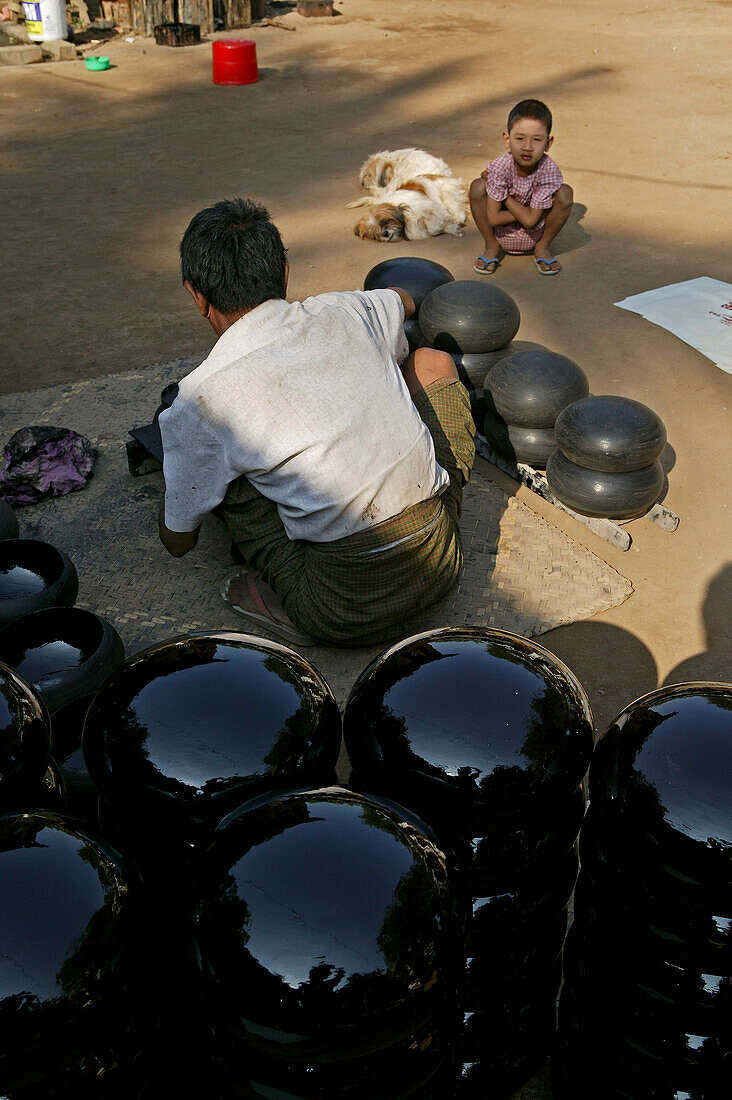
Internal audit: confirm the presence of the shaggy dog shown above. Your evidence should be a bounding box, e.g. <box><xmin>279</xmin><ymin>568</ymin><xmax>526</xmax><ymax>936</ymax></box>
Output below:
<box><xmin>348</xmin><ymin>148</ymin><xmax>468</xmax><ymax>242</ymax></box>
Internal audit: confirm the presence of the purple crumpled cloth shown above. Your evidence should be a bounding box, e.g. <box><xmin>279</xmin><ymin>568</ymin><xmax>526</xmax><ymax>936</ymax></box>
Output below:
<box><xmin>0</xmin><ymin>426</ymin><xmax>97</xmax><ymax>507</ymax></box>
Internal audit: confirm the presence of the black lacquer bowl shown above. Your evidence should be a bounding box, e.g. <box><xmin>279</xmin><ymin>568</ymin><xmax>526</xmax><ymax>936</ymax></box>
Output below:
<box><xmin>364</xmin><ymin>256</ymin><xmax>454</xmax><ymax>312</ymax></box>
<box><xmin>0</xmin><ymin>658</ymin><xmax>51</xmax><ymax>811</ymax></box>
<box><xmin>588</xmin><ymin>683</ymin><xmax>732</xmax><ymax>888</ymax></box>
<box><xmin>0</xmin><ymin>539</ymin><xmax>78</xmax><ymax>627</ymax></box>
<box><xmin>0</xmin><ymin>812</ymin><xmax>133</xmax><ymax>1090</ymax></box>
<box><xmin>0</xmin><ymin>606</ymin><xmax>125</xmax><ymax>717</ymax></box>
<box><xmin>485</xmin><ymin>349</ymin><xmax>589</xmax><ymax>429</ymax></box>
<box><xmin>344</xmin><ymin>627</ymin><xmax>593</xmax><ymax>823</ymax></box>
<box><xmin>419</xmin><ymin>280</ymin><xmax>521</xmax><ymax>354</ymax></box>
<box><xmin>554</xmin><ymin>395</ymin><xmax>667</xmax><ymax>473</ymax></box>
<box><xmin>198</xmin><ymin>785</ymin><xmax>458</xmax><ymax>1097</ymax></box>
<box><xmin>83</xmin><ymin>632</ymin><xmax>342</xmax><ymax>838</ymax></box>
<box><xmin>554</xmin><ymin>683</ymin><xmax>732</xmax><ymax>1099</ymax></box>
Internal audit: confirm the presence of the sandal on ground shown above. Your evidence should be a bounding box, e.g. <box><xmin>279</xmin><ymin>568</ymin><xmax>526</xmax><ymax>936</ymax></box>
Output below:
<box><xmin>473</xmin><ymin>254</ymin><xmax>501</xmax><ymax>275</ymax></box>
<box><xmin>220</xmin><ymin>569</ymin><xmax>316</xmax><ymax>647</ymax></box>
<box><xmin>534</xmin><ymin>256</ymin><xmax>562</xmax><ymax>276</ymax></box>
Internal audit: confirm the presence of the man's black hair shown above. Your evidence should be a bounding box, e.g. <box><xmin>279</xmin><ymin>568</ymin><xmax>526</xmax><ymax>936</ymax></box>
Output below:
<box><xmin>507</xmin><ymin>99</ymin><xmax>553</xmax><ymax>136</ymax></box>
<box><xmin>180</xmin><ymin>198</ymin><xmax>287</xmax><ymax>314</ymax></box>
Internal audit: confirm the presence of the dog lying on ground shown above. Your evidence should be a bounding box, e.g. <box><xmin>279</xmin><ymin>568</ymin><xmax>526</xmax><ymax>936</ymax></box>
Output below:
<box><xmin>348</xmin><ymin>148</ymin><xmax>468</xmax><ymax>241</ymax></box>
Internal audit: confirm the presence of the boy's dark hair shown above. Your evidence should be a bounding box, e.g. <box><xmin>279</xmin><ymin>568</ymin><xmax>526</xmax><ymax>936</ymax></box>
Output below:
<box><xmin>507</xmin><ymin>99</ymin><xmax>552</xmax><ymax>136</ymax></box>
<box><xmin>180</xmin><ymin>198</ymin><xmax>287</xmax><ymax>314</ymax></box>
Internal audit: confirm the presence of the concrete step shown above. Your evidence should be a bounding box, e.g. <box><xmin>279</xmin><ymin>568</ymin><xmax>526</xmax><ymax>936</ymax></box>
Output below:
<box><xmin>41</xmin><ymin>39</ymin><xmax>77</xmax><ymax>61</ymax></box>
<box><xmin>0</xmin><ymin>43</ymin><xmax>43</xmax><ymax>65</ymax></box>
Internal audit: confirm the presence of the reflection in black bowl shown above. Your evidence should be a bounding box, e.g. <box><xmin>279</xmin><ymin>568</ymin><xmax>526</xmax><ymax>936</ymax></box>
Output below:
<box><xmin>83</xmin><ymin>632</ymin><xmax>342</xmax><ymax>858</ymax></box>
<box><xmin>0</xmin><ymin>606</ymin><xmax>125</xmax><ymax>717</ymax></box>
<box><xmin>0</xmin><ymin>540</ymin><xmax>78</xmax><ymax>627</ymax></box>
<box><xmin>198</xmin><ymin>786</ymin><xmax>459</xmax><ymax>1096</ymax></box>
<box><xmin>0</xmin><ymin>812</ymin><xmax>134</xmax><ymax>1090</ymax></box>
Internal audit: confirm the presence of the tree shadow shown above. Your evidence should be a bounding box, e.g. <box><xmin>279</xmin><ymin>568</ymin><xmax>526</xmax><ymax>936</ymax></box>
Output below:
<box><xmin>539</xmin><ymin>622</ymin><xmax>658</xmax><ymax>735</ymax></box>
<box><xmin>663</xmin><ymin>564</ymin><xmax>732</xmax><ymax>688</ymax></box>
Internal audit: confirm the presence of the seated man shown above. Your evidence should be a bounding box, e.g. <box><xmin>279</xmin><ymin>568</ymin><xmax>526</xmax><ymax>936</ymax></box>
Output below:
<box><xmin>158</xmin><ymin>198</ymin><xmax>475</xmax><ymax>647</ymax></box>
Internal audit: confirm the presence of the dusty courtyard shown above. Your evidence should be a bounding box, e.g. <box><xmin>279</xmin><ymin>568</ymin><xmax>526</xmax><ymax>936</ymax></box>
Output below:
<box><xmin>1</xmin><ymin>0</ymin><xmax>730</xmax><ymax>728</ymax></box>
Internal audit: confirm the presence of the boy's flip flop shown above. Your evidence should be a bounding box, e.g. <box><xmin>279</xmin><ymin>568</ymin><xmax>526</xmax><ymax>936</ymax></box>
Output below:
<box><xmin>534</xmin><ymin>257</ymin><xmax>562</xmax><ymax>276</ymax></box>
<box><xmin>473</xmin><ymin>254</ymin><xmax>501</xmax><ymax>275</ymax></box>
<box><xmin>220</xmin><ymin>569</ymin><xmax>316</xmax><ymax>647</ymax></box>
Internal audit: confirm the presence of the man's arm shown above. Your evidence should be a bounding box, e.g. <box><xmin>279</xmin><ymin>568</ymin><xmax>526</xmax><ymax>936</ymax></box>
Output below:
<box><xmin>503</xmin><ymin>195</ymin><xmax>548</xmax><ymax>229</ymax></box>
<box><xmin>387</xmin><ymin>286</ymin><xmax>416</xmax><ymax>319</ymax></box>
<box><xmin>158</xmin><ymin>503</ymin><xmax>200</xmax><ymax>558</ymax></box>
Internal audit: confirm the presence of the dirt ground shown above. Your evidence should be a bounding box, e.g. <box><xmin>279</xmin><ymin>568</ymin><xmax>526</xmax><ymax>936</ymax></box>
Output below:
<box><xmin>1</xmin><ymin>0</ymin><xmax>730</xmax><ymax>729</ymax></box>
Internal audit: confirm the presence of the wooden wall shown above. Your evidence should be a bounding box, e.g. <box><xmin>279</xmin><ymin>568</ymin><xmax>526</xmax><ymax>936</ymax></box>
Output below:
<box><xmin>133</xmin><ymin>0</ymin><xmax>253</xmax><ymax>36</ymax></box>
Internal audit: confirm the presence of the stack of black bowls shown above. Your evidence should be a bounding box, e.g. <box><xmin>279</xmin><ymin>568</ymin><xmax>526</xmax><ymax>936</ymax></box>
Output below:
<box><xmin>0</xmin><ymin>537</ymin><xmax>125</xmax><ymax>823</ymax></box>
<box><xmin>197</xmin><ymin>785</ymin><xmax>460</xmax><ymax>1097</ymax></box>
<box><xmin>418</xmin><ymin>280</ymin><xmax>521</xmax><ymax>428</ymax></box>
<box><xmin>363</xmin><ymin>255</ymin><xmax>455</xmax><ymax>353</ymax></box>
<box><xmin>554</xmin><ymin>682</ymin><xmax>732</xmax><ymax>1099</ymax></box>
<box><xmin>343</xmin><ymin>626</ymin><xmax>593</xmax><ymax>1096</ymax></box>
<box><xmin>547</xmin><ymin>395</ymin><xmax>667</xmax><ymax>519</ymax></box>
<box><xmin>1</xmin><ymin>657</ymin><xmax>139</xmax><ymax>1096</ymax></box>
<box><xmin>0</xmin><ymin>811</ymin><xmax>139</xmax><ymax>1097</ymax></box>
<box><xmin>483</xmin><ymin>349</ymin><xmax>590</xmax><ymax>469</ymax></box>
<box><xmin>82</xmin><ymin>631</ymin><xmax>346</xmax><ymax>1089</ymax></box>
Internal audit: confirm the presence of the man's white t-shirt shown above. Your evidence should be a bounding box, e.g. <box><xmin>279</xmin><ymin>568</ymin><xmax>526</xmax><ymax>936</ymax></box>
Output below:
<box><xmin>159</xmin><ymin>289</ymin><xmax>449</xmax><ymax>542</ymax></box>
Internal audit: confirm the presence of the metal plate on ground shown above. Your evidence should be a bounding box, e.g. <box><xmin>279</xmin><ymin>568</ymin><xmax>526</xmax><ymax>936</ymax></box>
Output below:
<box><xmin>0</xmin><ymin>360</ymin><xmax>632</xmax><ymax>707</ymax></box>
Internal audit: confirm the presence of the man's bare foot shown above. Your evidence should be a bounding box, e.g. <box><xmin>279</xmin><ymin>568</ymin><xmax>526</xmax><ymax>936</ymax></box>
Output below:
<box><xmin>220</xmin><ymin>569</ymin><xmax>315</xmax><ymax>646</ymax></box>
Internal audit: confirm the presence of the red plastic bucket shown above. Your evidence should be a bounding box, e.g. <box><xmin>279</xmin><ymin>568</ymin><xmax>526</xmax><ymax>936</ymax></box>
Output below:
<box><xmin>212</xmin><ymin>39</ymin><xmax>258</xmax><ymax>86</ymax></box>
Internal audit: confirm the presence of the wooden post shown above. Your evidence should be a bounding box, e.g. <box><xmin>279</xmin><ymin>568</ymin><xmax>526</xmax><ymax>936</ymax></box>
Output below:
<box><xmin>298</xmin><ymin>1</ymin><xmax>333</xmax><ymax>15</ymax></box>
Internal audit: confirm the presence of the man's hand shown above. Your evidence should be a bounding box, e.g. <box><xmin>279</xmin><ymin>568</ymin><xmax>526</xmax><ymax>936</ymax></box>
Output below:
<box><xmin>503</xmin><ymin>195</ymin><xmax>547</xmax><ymax>230</ymax></box>
<box><xmin>387</xmin><ymin>286</ymin><xmax>416</xmax><ymax>319</ymax></box>
<box><xmin>158</xmin><ymin>503</ymin><xmax>200</xmax><ymax>558</ymax></box>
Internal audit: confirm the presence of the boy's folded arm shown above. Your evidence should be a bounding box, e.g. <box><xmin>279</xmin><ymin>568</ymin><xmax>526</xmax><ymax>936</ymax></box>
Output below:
<box><xmin>486</xmin><ymin>195</ymin><xmax>517</xmax><ymax>228</ymax></box>
<box><xmin>503</xmin><ymin>195</ymin><xmax>547</xmax><ymax>229</ymax></box>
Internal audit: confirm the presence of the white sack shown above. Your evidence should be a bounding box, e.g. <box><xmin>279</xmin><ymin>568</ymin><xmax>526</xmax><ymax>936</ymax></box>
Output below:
<box><xmin>615</xmin><ymin>277</ymin><xmax>732</xmax><ymax>375</ymax></box>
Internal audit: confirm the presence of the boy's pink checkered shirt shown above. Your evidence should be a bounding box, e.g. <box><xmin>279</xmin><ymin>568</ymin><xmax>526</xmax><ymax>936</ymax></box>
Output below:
<box><xmin>484</xmin><ymin>152</ymin><xmax>563</xmax><ymax>253</ymax></box>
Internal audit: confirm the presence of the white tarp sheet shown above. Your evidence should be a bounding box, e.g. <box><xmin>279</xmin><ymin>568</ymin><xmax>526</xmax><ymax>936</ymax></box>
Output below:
<box><xmin>614</xmin><ymin>277</ymin><xmax>732</xmax><ymax>374</ymax></box>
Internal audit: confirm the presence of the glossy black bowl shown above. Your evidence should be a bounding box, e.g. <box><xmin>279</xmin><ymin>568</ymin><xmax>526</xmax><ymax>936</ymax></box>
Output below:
<box><xmin>344</xmin><ymin>627</ymin><xmax>593</xmax><ymax>824</ymax></box>
<box><xmin>0</xmin><ymin>812</ymin><xmax>133</xmax><ymax>1090</ymax></box>
<box><xmin>0</xmin><ymin>606</ymin><xmax>125</xmax><ymax>717</ymax></box>
<box><xmin>363</xmin><ymin>256</ymin><xmax>454</xmax><ymax>314</ymax></box>
<box><xmin>588</xmin><ymin>684</ymin><xmax>732</xmax><ymax>889</ymax></box>
<box><xmin>467</xmin><ymin>846</ymin><xmax>579</xmax><ymax>952</ymax></box>
<box><xmin>197</xmin><ymin>786</ymin><xmax>458</xmax><ymax>1093</ymax></box>
<box><xmin>563</xmin><ymin>922</ymin><xmax>732</xmax><ymax>1034</ymax></box>
<box><xmin>557</xmin><ymin>983</ymin><xmax>728</xmax><ymax>1088</ymax></box>
<box><xmin>0</xmin><ymin>539</ymin><xmax>78</xmax><ymax>627</ymax></box>
<box><xmin>0</xmin><ymin>659</ymin><xmax>51</xmax><ymax>811</ymax></box>
<box><xmin>83</xmin><ymin>632</ymin><xmax>342</xmax><ymax>835</ymax></box>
